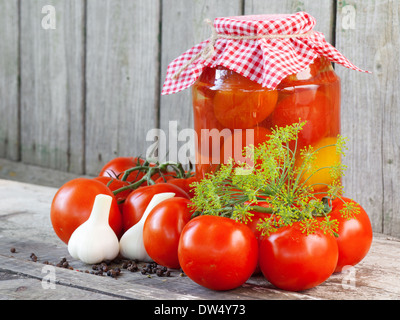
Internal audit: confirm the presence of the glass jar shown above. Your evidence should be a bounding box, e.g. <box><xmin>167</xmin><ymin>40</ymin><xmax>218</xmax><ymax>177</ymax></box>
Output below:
<box><xmin>192</xmin><ymin>56</ymin><xmax>341</xmax><ymax>193</ymax></box>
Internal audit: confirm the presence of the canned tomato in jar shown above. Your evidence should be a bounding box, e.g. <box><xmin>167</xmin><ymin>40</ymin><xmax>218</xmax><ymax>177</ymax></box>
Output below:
<box><xmin>192</xmin><ymin>56</ymin><xmax>340</xmax><ymax>188</ymax></box>
<box><xmin>162</xmin><ymin>12</ymin><xmax>367</xmax><ymax>192</ymax></box>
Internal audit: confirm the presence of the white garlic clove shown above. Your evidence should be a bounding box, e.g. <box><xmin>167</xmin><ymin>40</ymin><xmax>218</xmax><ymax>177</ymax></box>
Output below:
<box><xmin>119</xmin><ymin>192</ymin><xmax>176</xmax><ymax>261</ymax></box>
<box><xmin>68</xmin><ymin>194</ymin><xmax>120</xmax><ymax>264</ymax></box>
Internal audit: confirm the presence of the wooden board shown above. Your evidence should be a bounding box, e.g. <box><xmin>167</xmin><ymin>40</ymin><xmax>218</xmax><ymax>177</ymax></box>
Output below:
<box><xmin>0</xmin><ymin>158</ymin><xmax>89</xmax><ymax>188</ymax></box>
<box><xmin>85</xmin><ymin>0</ymin><xmax>161</xmax><ymax>176</ymax></box>
<box><xmin>20</xmin><ymin>0</ymin><xmax>85</xmax><ymax>174</ymax></box>
<box><xmin>0</xmin><ymin>0</ymin><xmax>20</xmax><ymax>161</ymax></box>
<box><xmin>0</xmin><ymin>179</ymin><xmax>400</xmax><ymax>301</ymax></box>
<box><xmin>335</xmin><ymin>0</ymin><xmax>400</xmax><ymax>237</ymax></box>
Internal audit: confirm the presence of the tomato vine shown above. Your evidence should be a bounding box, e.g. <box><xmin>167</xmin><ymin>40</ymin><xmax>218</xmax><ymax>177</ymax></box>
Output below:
<box><xmin>112</xmin><ymin>159</ymin><xmax>194</xmax><ymax>199</ymax></box>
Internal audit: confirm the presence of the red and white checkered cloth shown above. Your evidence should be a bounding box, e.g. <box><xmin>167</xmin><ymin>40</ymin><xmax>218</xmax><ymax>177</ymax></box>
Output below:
<box><xmin>161</xmin><ymin>12</ymin><xmax>368</xmax><ymax>95</ymax></box>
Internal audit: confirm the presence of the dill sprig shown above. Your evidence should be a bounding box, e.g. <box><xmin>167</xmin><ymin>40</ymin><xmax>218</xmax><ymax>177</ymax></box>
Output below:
<box><xmin>190</xmin><ymin>121</ymin><xmax>356</xmax><ymax>236</ymax></box>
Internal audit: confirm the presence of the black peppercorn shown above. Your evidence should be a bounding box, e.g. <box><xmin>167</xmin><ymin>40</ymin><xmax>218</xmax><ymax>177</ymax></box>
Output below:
<box><xmin>30</xmin><ymin>253</ymin><xmax>37</xmax><ymax>262</ymax></box>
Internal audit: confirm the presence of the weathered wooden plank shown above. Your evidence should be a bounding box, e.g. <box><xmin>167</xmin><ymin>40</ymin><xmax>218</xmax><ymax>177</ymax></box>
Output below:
<box><xmin>0</xmin><ymin>158</ymin><xmax>88</xmax><ymax>188</ymax></box>
<box><xmin>244</xmin><ymin>0</ymin><xmax>336</xmax><ymax>44</ymax></box>
<box><xmin>159</xmin><ymin>0</ymin><xmax>243</xmax><ymax>164</ymax></box>
<box><xmin>0</xmin><ymin>254</ymin><xmax>203</xmax><ymax>300</ymax></box>
<box><xmin>20</xmin><ymin>0</ymin><xmax>85</xmax><ymax>174</ymax></box>
<box><xmin>2</xmin><ymin>219</ymin><xmax>400</xmax><ymax>300</ymax></box>
<box><xmin>0</xmin><ymin>0</ymin><xmax>20</xmax><ymax>161</ymax></box>
<box><xmin>0</xmin><ymin>235</ymin><xmax>308</xmax><ymax>301</ymax></box>
<box><xmin>0</xmin><ymin>272</ymin><xmax>122</xmax><ymax>300</ymax></box>
<box><xmin>335</xmin><ymin>0</ymin><xmax>400</xmax><ymax>236</ymax></box>
<box><xmin>85</xmin><ymin>0</ymin><xmax>161</xmax><ymax>176</ymax></box>
<box><xmin>373</xmin><ymin>1</ymin><xmax>400</xmax><ymax>239</ymax></box>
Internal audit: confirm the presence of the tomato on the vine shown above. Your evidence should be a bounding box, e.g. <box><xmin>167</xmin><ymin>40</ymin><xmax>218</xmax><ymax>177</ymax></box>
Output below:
<box><xmin>166</xmin><ymin>177</ymin><xmax>197</xmax><ymax>198</ymax></box>
<box><xmin>93</xmin><ymin>176</ymin><xmax>131</xmax><ymax>210</ymax></box>
<box><xmin>155</xmin><ymin>174</ymin><xmax>197</xmax><ymax>198</ymax></box>
<box><xmin>330</xmin><ymin>197</ymin><xmax>373</xmax><ymax>273</ymax></box>
<box><xmin>259</xmin><ymin>221</ymin><xmax>338</xmax><ymax>292</ymax></box>
<box><xmin>50</xmin><ymin>178</ymin><xmax>123</xmax><ymax>244</ymax></box>
<box><xmin>243</xmin><ymin>201</ymin><xmax>272</xmax><ymax>242</ymax></box>
<box><xmin>122</xmin><ymin>183</ymin><xmax>190</xmax><ymax>232</ymax></box>
<box><xmin>99</xmin><ymin>156</ymin><xmax>162</xmax><ymax>185</ymax></box>
<box><xmin>143</xmin><ymin>197</ymin><xmax>193</xmax><ymax>269</ymax></box>
<box><xmin>178</xmin><ymin>215</ymin><xmax>258</xmax><ymax>291</ymax></box>
<box><xmin>154</xmin><ymin>173</ymin><xmax>175</xmax><ymax>183</ymax></box>
<box><xmin>99</xmin><ymin>156</ymin><xmax>145</xmax><ymax>182</ymax></box>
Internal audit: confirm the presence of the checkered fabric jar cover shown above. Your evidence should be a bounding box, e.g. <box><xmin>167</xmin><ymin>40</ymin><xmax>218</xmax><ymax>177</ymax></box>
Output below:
<box><xmin>161</xmin><ymin>12</ymin><xmax>367</xmax><ymax>95</ymax></box>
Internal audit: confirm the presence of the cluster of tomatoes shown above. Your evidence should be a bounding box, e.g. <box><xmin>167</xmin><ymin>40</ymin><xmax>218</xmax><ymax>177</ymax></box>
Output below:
<box><xmin>50</xmin><ymin>156</ymin><xmax>195</xmax><ymax>244</ymax></box>
<box><xmin>179</xmin><ymin>196</ymin><xmax>373</xmax><ymax>292</ymax></box>
<box><xmin>247</xmin><ymin>198</ymin><xmax>373</xmax><ymax>292</ymax></box>
<box><xmin>50</xmin><ymin>155</ymin><xmax>373</xmax><ymax>293</ymax></box>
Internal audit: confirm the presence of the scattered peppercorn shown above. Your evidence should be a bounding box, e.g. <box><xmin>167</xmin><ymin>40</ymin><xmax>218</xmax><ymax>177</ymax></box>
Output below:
<box><xmin>13</xmin><ymin>249</ymin><xmax>176</xmax><ymax>280</ymax></box>
<box><xmin>107</xmin><ymin>269</ymin><xmax>118</xmax><ymax>278</ymax></box>
<box><xmin>156</xmin><ymin>268</ymin><xmax>163</xmax><ymax>277</ymax></box>
<box><xmin>56</xmin><ymin>257</ymin><xmax>71</xmax><ymax>269</ymax></box>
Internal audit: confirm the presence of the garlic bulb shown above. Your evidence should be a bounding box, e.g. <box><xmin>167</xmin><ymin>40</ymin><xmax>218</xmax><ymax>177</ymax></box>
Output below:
<box><xmin>68</xmin><ymin>194</ymin><xmax>120</xmax><ymax>264</ymax></box>
<box><xmin>119</xmin><ymin>192</ymin><xmax>175</xmax><ymax>261</ymax></box>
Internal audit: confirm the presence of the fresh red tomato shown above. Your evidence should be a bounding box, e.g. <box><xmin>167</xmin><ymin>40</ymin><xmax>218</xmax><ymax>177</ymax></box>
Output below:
<box><xmin>143</xmin><ymin>197</ymin><xmax>193</xmax><ymax>269</ymax></box>
<box><xmin>330</xmin><ymin>197</ymin><xmax>373</xmax><ymax>273</ymax></box>
<box><xmin>155</xmin><ymin>174</ymin><xmax>197</xmax><ymax>198</ymax></box>
<box><xmin>178</xmin><ymin>215</ymin><xmax>258</xmax><ymax>291</ymax></box>
<box><xmin>243</xmin><ymin>200</ymin><xmax>273</xmax><ymax>241</ymax></box>
<box><xmin>50</xmin><ymin>178</ymin><xmax>123</xmax><ymax>244</ymax></box>
<box><xmin>99</xmin><ymin>156</ymin><xmax>144</xmax><ymax>182</ymax></box>
<box><xmin>166</xmin><ymin>177</ymin><xmax>197</xmax><ymax>198</ymax></box>
<box><xmin>242</xmin><ymin>200</ymin><xmax>273</xmax><ymax>275</ymax></box>
<box><xmin>98</xmin><ymin>156</ymin><xmax>162</xmax><ymax>185</ymax></box>
<box><xmin>122</xmin><ymin>183</ymin><xmax>190</xmax><ymax>232</ymax></box>
<box><xmin>154</xmin><ymin>173</ymin><xmax>175</xmax><ymax>183</ymax></box>
<box><xmin>259</xmin><ymin>221</ymin><xmax>338</xmax><ymax>291</ymax></box>
<box><xmin>93</xmin><ymin>176</ymin><xmax>132</xmax><ymax>211</ymax></box>
<box><xmin>213</xmin><ymin>71</ymin><xmax>278</xmax><ymax>129</ymax></box>
<box><xmin>271</xmin><ymin>90</ymin><xmax>331</xmax><ymax>148</ymax></box>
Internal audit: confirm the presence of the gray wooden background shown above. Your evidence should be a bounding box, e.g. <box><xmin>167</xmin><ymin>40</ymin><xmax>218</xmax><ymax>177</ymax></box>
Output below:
<box><xmin>0</xmin><ymin>0</ymin><xmax>399</xmax><ymax>237</ymax></box>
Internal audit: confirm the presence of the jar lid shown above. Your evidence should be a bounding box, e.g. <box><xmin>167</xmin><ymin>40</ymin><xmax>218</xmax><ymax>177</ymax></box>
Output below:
<box><xmin>161</xmin><ymin>12</ymin><xmax>368</xmax><ymax>95</ymax></box>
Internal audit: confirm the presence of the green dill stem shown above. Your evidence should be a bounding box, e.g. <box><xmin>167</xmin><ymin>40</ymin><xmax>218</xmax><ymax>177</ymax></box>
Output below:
<box><xmin>285</xmin><ymin>143</ymin><xmax>298</xmax><ymax>193</ymax></box>
<box><xmin>298</xmin><ymin>166</ymin><xmax>336</xmax><ymax>190</ymax></box>
<box><xmin>250</xmin><ymin>205</ymin><xmax>273</xmax><ymax>213</ymax></box>
<box><xmin>273</xmin><ymin>141</ymin><xmax>297</xmax><ymax>194</ymax></box>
